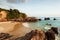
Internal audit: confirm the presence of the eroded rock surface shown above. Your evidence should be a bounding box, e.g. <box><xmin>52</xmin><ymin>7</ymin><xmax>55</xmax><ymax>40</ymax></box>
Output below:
<box><xmin>15</xmin><ymin>30</ymin><xmax>46</xmax><ymax>40</ymax></box>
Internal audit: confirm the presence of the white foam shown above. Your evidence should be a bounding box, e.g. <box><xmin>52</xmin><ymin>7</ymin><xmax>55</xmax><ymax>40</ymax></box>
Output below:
<box><xmin>23</xmin><ymin>23</ymin><xmax>29</xmax><ymax>28</ymax></box>
<box><xmin>44</xmin><ymin>26</ymin><xmax>51</xmax><ymax>30</ymax></box>
<box><xmin>55</xmin><ymin>35</ymin><xmax>60</xmax><ymax>40</ymax></box>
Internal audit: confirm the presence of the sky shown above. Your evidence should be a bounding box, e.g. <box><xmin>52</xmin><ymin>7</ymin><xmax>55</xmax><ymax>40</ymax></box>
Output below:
<box><xmin>0</xmin><ymin>0</ymin><xmax>60</xmax><ymax>17</ymax></box>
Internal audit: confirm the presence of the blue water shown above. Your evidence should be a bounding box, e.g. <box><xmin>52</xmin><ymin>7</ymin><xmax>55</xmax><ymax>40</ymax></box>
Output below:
<box><xmin>28</xmin><ymin>17</ymin><xmax>60</xmax><ymax>40</ymax></box>
<box><xmin>29</xmin><ymin>17</ymin><xmax>60</xmax><ymax>30</ymax></box>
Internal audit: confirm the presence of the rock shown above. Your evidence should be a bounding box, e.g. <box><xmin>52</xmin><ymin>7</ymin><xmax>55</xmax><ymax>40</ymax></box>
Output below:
<box><xmin>38</xmin><ymin>19</ymin><xmax>41</xmax><ymax>21</ymax></box>
<box><xmin>30</xmin><ymin>30</ymin><xmax>46</xmax><ymax>40</ymax></box>
<box><xmin>46</xmin><ymin>23</ymin><xmax>52</xmax><ymax>26</ymax></box>
<box><xmin>44</xmin><ymin>17</ymin><xmax>50</xmax><ymax>20</ymax></box>
<box><xmin>45</xmin><ymin>30</ymin><xmax>55</xmax><ymax>40</ymax></box>
<box><xmin>15</xmin><ymin>30</ymin><xmax>35</xmax><ymax>40</ymax></box>
<box><xmin>51</xmin><ymin>27</ymin><xmax>58</xmax><ymax>35</ymax></box>
<box><xmin>45</xmin><ymin>27</ymin><xmax>58</xmax><ymax>40</ymax></box>
<box><xmin>0</xmin><ymin>33</ymin><xmax>13</xmax><ymax>40</ymax></box>
<box><xmin>25</xmin><ymin>17</ymin><xmax>38</xmax><ymax>22</ymax></box>
<box><xmin>53</xmin><ymin>18</ymin><xmax>56</xmax><ymax>20</ymax></box>
<box><xmin>15</xmin><ymin>29</ymin><xmax>46</xmax><ymax>40</ymax></box>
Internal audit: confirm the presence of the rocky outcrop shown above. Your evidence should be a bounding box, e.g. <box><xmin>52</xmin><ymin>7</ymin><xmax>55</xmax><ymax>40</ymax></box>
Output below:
<box><xmin>45</xmin><ymin>29</ymin><xmax>55</xmax><ymax>40</ymax></box>
<box><xmin>15</xmin><ymin>30</ymin><xmax>46</xmax><ymax>40</ymax></box>
<box><xmin>0</xmin><ymin>33</ymin><xmax>12</xmax><ymax>40</ymax></box>
<box><xmin>45</xmin><ymin>27</ymin><xmax>58</xmax><ymax>40</ymax></box>
<box><xmin>38</xmin><ymin>19</ymin><xmax>41</xmax><ymax>21</ymax></box>
<box><xmin>24</xmin><ymin>17</ymin><xmax>38</xmax><ymax>22</ymax></box>
<box><xmin>53</xmin><ymin>18</ymin><xmax>56</xmax><ymax>20</ymax></box>
<box><xmin>0</xmin><ymin>22</ymin><xmax>18</xmax><ymax>33</ymax></box>
<box><xmin>44</xmin><ymin>17</ymin><xmax>50</xmax><ymax>20</ymax></box>
<box><xmin>0</xmin><ymin>27</ymin><xmax>58</xmax><ymax>40</ymax></box>
<box><xmin>51</xmin><ymin>27</ymin><xmax>58</xmax><ymax>35</ymax></box>
<box><xmin>46</xmin><ymin>23</ymin><xmax>52</xmax><ymax>26</ymax></box>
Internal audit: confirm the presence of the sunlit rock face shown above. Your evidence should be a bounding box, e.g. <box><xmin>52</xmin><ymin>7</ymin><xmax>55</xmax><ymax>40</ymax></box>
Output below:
<box><xmin>0</xmin><ymin>11</ymin><xmax>7</xmax><ymax>19</ymax></box>
<box><xmin>15</xmin><ymin>30</ymin><xmax>46</xmax><ymax>40</ymax></box>
<box><xmin>0</xmin><ymin>11</ymin><xmax>8</xmax><ymax>21</ymax></box>
<box><xmin>31</xmin><ymin>30</ymin><xmax>46</xmax><ymax>40</ymax></box>
<box><xmin>0</xmin><ymin>33</ymin><xmax>12</xmax><ymax>40</ymax></box>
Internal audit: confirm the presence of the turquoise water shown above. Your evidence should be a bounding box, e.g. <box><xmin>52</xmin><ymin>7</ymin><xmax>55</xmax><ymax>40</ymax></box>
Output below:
<box><xmin>28</xmin><ymin>17</ymin><xmax>60</xmax><ymax>40</ymax></box>
<box><xmin>29</xmin><ymin>18</ymin><xmax>60</xmax><ymax>30</ymax></box>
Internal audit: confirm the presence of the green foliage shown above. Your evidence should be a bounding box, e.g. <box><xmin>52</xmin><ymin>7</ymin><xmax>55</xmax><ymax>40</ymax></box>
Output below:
<box><xmin>0</xmin><ymin>8</ymin><xmax>27</xmax><ymax>19</ymax></box>
<box><xmin>0</xmin><ymin>8</ymin><xmax>7</xmax><ymax>12</ymax></box>
<box><xmin>6</xmin><ymin>8</ymin><xmax>27</xmax><ymax>19</ymax></box>
<box><xmin>20</xmin><ymin>13</ymin><xmax>27</xmax><ymax>19</ymax></box>
<box><xmin>7</xmin><ymin>9</ymin><xmax>20</xmax><ymax>19</ymax></box>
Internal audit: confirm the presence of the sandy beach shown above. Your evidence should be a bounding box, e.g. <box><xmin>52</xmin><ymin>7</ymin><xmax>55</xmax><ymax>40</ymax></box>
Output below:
<box><xmin>0</xmin><ymin>21</ymin><xmax>32</xmax><ymax>38</ymax></box>
<box><xmin>0</xmin><ymin>21</ymin><xmax>59</xmax><ymax>40</ymax></box>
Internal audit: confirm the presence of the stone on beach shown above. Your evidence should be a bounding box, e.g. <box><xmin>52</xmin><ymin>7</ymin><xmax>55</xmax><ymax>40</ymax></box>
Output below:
<box><xmin>15</xmin><ymin>29</ymin><xmax>46</xmax><ymax>40</ymax></box>
<box><xmin>0</xmin><ymin>33</ymin><xmax>12</xmax><ymax>40</ymax></box>
<box><xmin>45</xmin><ymin>27</ymin><xmax>58</xmax><ymax>40</ymax></box>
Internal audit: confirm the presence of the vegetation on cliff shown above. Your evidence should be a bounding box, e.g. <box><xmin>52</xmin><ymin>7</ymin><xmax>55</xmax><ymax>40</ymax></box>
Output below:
<box><xmin>0</xmin><ymin>8</ymin><xmax>27</xmax><ymax>19</ymax></box>
<box><xmin>0</xmin><ymin>8</ymin><xmax>38</xmax><ymax>22</ymax></box>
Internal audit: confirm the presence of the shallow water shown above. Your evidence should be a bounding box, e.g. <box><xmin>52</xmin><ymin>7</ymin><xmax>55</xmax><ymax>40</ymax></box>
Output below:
<box><xmin>27</xmin><ymin>17</ymin><xmax>60</xmax><ymax>40</ymax></box>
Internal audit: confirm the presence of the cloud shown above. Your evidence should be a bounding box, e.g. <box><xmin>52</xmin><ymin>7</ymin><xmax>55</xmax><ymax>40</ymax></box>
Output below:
<box><xmin>7</xmin><ymin>0</ymin><xmax>29</xmax><ymax>4</ymax></box>
<box><xmin>23</xmin><ymin>0</ymin><xmax>29</xmax><ymax>3</ymax></box>
<box><xmin>7</xmin><ymin>0</ymin><xmax>20</xmax><ymax>3</ymax></box>
<box><xmin>0</xmin><ymin>0</ymin><xmax>15</xmax><ymax>9</ymax></box>
<box><xmin>0</xmin><ymin>0</ymin><xmax>29</xmax><ymax>9</ymax></box>
<box><xmin>7</xmin><ymin>4</ymin><xmax>16</xmax><ymax>9</ymax></box>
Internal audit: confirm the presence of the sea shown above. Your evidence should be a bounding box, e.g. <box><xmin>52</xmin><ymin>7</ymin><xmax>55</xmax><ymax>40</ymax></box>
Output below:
<box><xmin>26</xmin><ymin>17</ymin><xmax>60</xmax><ymax>40</ymax></box>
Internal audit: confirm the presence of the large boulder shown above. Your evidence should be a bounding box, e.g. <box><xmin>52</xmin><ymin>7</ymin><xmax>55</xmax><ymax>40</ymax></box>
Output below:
<box><xmin>44</xmin><ymin>17</ymin><xmax>50</xmax><ymax>20</ymax></box>
<box><xmin>51</xmin><ymin>27</ymin><xmax>58</xmax><ymax>35</ymax></box>
<box><xmin>15</xmin><ymin>29</ymin><xmax>46</xmax><ymax>40</ymax></box>
<box><xmin>0</xmin><ymin>33</ymin><xmax>12</xmax><ymax>40</ymax></box>
<box><xmin>45</xmin><ymin>29</ymin><xmax>55</xmax><ymax>40</ymax></box>
<box><xmin>53</xmin><ymin>18</ymin><xmax>56</xmax><ymax>20</ymax></box>
<box><xmin>45</xmin><ymin>27</ymin><xmax>58</xmax><ymax>40</ymax></box>
<box><xmin>38</xmin><ymin>19</ymin><xmax>41</xmax><ymax>21</ymax></box>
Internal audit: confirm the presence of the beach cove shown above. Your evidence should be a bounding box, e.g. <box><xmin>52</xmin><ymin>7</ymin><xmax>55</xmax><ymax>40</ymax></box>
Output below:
<box><xmin>0</xmin><ymin>21</ymin><xmax>32</xmax><ymax>38</ymax></box>
<box><xmin>0</xmin><ymin>17</ymin><xmax>60</xmax><ymax>40</ymax></box>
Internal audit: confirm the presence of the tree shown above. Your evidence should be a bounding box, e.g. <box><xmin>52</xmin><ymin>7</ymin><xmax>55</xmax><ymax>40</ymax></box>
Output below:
<box><xmin>13</xmin><ymin>9</ymin><xmax>20</xmax><ymax>18</ymax></box>
<box><xmin>6</xmin><ymin>8</ymin><xmax>27</xmax><ymax>19</ymax></box>
<box><xmin>7</xmin><ymin>9</ymin><xmax>20</xmax><ymax>19</ymax></box>
<box><xmin>7</xmin><ymin>9</ymin><xmax>15</xmax><ymax>19</ymax></box>
<box><xmin>19</xmin><ymin>13</ymin><xmax>27</xmax><ymax>19</ymax></box>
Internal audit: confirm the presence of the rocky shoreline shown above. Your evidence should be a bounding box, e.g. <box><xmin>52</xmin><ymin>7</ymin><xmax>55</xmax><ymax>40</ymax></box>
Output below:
<box><xmin>0</xmin><ymin>22</ymin><xmax>59</xmax><ymax>40</ymax></box>
<box><xmin>0</xmin><ymin>27</ymin><xmax>58</xmax><ymax>40</ymax></box>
